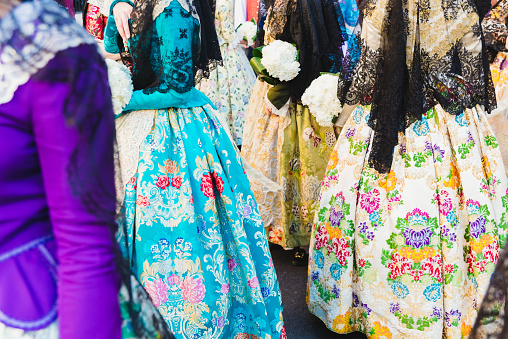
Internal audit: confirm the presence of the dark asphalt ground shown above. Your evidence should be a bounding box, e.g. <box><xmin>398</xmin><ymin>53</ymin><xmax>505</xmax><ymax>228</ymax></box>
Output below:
<box><xmin>269</xmin><ymin>244</ymin><xmax>367</xmax><ymax>339</ymax></box>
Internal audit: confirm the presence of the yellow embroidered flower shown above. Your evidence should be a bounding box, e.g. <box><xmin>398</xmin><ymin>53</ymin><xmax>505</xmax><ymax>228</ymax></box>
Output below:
<box><xmin>444</xmin><ymin>162</ymin><xmax>460</xmax><ymax>189</ymax></box>
<box><xmin>372</xmin><ymin>321</ymin><xmax>392</xmax><ymax>339</ymax></box>
<box><xmin>332</xmin><ymin>311</ymin><xmax>354</xmax><ymax>333</ymax></box>
<box><xmin>379</xmin><ymin>171</ymin><xmax>397</xmax><ymax>192</ymax></box>
<box><xmin>461</xmin><ymin>322</ymin><xmax>472</xmax><ymax>337</ymax></box>
<box><xmin>470</xmin><ymin>234</ymin><xmax>493</xmax><ymax>253</ymax></box>
<box><xmin>482</xmin><ymin>156</ymin><xmax>492</xmax><ymax>179</ymax></box>
<box><xmin>398</xmin><ymin>247</ymin><xmax>436</xmax><ymax>263</ymax></box>
<box><xmin>164</xmin><ymin>159</ymin><xmax>178</xmax><ymax>174</ymax></box>
<box><xmin>328</xmin><ymin>150</ymin><xmax>339</xmax><ymax>170</ymax></box>
<box><xmin>325</xmin><ymin>222</ymin><xmax>343</xmax><ymax>239</ymax></box>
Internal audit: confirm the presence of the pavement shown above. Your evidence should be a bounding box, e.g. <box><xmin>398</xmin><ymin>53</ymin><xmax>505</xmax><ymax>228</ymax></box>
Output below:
<box><xmin>270</xmin><ymin>244</ymin><xmax>367</xmax><ymax>339</ymax></box>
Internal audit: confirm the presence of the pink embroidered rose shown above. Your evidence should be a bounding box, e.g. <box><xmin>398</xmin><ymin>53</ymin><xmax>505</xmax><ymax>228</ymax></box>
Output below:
<box><xmin>410</xmin><ymin>269</ymin><xmax>424</xmax><ymax>282</ymax></box>
<box><xmin>280</xmin><ymin>326</ymin><xmax>287</xmax><ymax>339</ymax></box>
<box><xmin>314</xmin><ymin>224</ymin><xmax>330</xmax><ymax>250</ymax></box>
<box><xmin>436</xmin><ymin>190</ymin><xmax>452</xmax><ymax>216</ymax></box>
<box><xmin>387</xmin><ymin>253</ymin><xmax>413</xmax><ymax>280</ymax></box>
<box><xmin>128</xmin><ymin>176</ymin><xmax>137</xmax><ymax>189</ymax></box>
<box><xmin>466</xmin><ymin>253</ymin><xmax>475</xmax><ymax>273</ymax></box>
<box><xmin>136</xmin><ymin>195</ymin><xmax>150</xmax><ymax>207</ymax></box>
<box><xmin>172</xmin><ymin>176</ymin><xmax>182</xmax><ymax>189</ymax></box>
<box><xmin>145</xmin><ymin>278</ymin><xmax>169</xmax><ymax>308</ymax></box>
<box><xmin>220</xmin><ymin>283</ymin><xmax>230</xmax><ymax>294</ymax></box>
<box><xmin>212</xmin><ymin>171</ymin><xmax>224</xmax><ymax>194</ymax></box>
<box><xmin>422</xmin><ymin>254</ymin><xmax>443</xmax><ymax>282</ymax></box>
<box><xmin>156</xmin><ymin>175</ymin><xmax>170</xmax><ymax>190</ymax></box>
<box><xmin>360</xmin><ymin>190</ymin><xmax>380</xmax><ymax>214</ymax></box>
<box><xmin>248</xmin><ymin>277</ymin><xmax>259</xmax><ymax>288</ymax></box>
<box><xmin>484</xmin><ymin>240</ymin><xmax>500</xmax><ymax>263</ymax></box>
<box><xmin>167</xmin><ymin>273</ymin><xmax>180</xmax><ymax>286</ymax></box>
<box><xmin>180</xmin><ymin>276</ymin><xmax>206</xmax><ymax>304</ymax></box>
<box><xmin>227</xmin><ymin>258</ymin><xmax>237</xmax><ymax>271</ymax></box>
<box><xmin>200</xmin><ymin>173</ymin><xmax>215</xmax><ymax>198</ymax></box>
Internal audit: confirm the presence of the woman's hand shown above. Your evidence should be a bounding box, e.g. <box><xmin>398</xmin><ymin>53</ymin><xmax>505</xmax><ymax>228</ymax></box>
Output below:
<box><xmin>113</xmin><ymin>2</ymin><xmax>134</xmax><ymax>44</ymax></box>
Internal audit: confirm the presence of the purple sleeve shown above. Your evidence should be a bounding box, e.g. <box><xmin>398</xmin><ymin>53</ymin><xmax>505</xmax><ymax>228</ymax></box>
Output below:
<box><xmin>30</xmin><ymin>55</ymin><xmax>121</xmax><ymax>338</ymax></box>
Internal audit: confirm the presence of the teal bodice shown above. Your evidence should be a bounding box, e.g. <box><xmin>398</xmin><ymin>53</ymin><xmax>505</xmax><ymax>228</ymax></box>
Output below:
<box><xmin>104</xmin><ymin>0</ymin><xmax>214</xmax><ymax>113</ymax></box>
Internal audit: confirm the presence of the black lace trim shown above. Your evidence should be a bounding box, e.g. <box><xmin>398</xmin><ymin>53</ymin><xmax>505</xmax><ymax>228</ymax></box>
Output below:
<box><xmin>344</xmin><ymin>1</ymin><xmax>496</xmax><ymax>173</ymax></box>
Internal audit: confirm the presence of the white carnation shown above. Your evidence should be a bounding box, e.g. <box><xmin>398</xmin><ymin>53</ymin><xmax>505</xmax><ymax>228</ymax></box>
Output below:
<box><xmin>261</xmin><ymin>40</ymin><xmax>300</xmax><ymax>82</ymax></box>
<box><xmin>105</xmin><ymin>59</ymin><xmax>133</xmax><ymax>116</ymax></box>
<box><xmin>301</xmin><ymin>74</ymin><xmax>343</xmax><ymax>127</ymax></box>
<box><xmin>237</xmin><ymin>21</ymin><xmax>257</xmax><ymax>46</ymax></box>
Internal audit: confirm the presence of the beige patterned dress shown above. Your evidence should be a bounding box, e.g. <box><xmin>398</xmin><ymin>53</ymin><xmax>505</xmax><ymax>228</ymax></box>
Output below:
<box><xmin>240</xmin><ymin>0</ymin><xmax>339</xmax><ymax>249</ymax></box>
<box><xmin>307</xmin><ymin>0</ymin><xmax>508</xmax><ymax>337</ymax></box>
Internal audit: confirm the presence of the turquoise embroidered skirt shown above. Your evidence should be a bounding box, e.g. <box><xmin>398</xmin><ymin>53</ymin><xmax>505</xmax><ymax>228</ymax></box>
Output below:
<box><xmin>120</xmin><ymin>106</ymin><xmax>286</xmax><ymax>339</ymax></box>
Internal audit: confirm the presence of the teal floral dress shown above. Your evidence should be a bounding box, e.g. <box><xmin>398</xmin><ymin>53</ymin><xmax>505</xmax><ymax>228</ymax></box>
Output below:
<box><xmin>105</xmin><ymin>1</ymin><xmax>285</xmax><ymax>338</ymax></box>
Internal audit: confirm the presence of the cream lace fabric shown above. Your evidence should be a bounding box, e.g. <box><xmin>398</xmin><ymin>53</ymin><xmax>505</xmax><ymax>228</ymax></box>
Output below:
<box><xmin>0</xmin><ymin>321</ymin><xmax>58</xmax><ymax>339</ymax></box>
<box><xmin>0</xmin><ymin>0</ymin><xmax>96</xmax><ymax>105</ymax></box>
<box><xmin>115</xmin><ymin>109</ymin><xmax>156</xmax><ymax>207</ymax></box>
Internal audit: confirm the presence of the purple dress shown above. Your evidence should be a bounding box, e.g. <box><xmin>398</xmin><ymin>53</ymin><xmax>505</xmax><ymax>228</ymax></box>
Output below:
<box><xmin>0</xmin><ymin>1</ymin><xmax>121</xmax><ymax>337</ymax></box>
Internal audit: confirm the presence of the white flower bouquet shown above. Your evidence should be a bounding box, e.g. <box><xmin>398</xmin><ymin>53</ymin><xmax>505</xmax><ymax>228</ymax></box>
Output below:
<box><xmin>250</xmin><ymin>40</ymin><xmax>300</xmax><ymax>111</ymax></box>
<box><xmin>301</xmin><ymin>73</ymin><xmax>343</xmax><ymax>127</ymax></box>
<box><xmin>105</xmin><ymin>58</ymin><xmax>133</xmax><ymax>116</ymax></box>
<box><xmin>259</xmin><ymin>40</ymin><xmax>300</xmax><ymax>82</ymax></box>
<box><xmin>236</xmin><ymin>20</ymin><xmax>258</xmax><ymax>46</ymax></box>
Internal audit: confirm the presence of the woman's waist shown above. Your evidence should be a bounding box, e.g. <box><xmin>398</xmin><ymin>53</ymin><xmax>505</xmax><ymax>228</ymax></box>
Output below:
<box><xmin>0</xmin><ymin>235</ymin><xmax>58</xmax><ymax>331</ymax></box>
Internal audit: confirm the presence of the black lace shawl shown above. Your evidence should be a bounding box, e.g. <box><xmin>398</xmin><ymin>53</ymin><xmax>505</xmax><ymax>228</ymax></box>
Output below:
<box><xmin>124</xmin><ymin>0</ymin><xmax>221</xmax><ymax>91</ymax></box>
<box><xmin>343</xmin><ymin>0</ymin><xmax>496</xmax><ymax>173</ymax></box>
<box><xmin>483</xmin><ymin>0</ymin><xmax>508</xmax><ymax>62</ymax></box>
<box><xmin>266</xmin><ymin>0</ymin><xmax>347</xmax><ymax>100</ymax></box>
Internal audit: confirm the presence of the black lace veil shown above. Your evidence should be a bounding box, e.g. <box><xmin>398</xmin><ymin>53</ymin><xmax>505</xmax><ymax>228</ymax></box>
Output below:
<box><xmin>344</xmin><ymin>0</ymin><xmax>496</xmax><ymax>173</ymax></box>
<box><xmin>123</xmin><ymin>0</ymin><xmax>221</xmax><ymax>91</ymax></box>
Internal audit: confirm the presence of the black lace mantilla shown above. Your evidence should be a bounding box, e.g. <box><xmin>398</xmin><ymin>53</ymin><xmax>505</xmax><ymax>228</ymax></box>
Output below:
<box><xmin>124</xmin><ymin>0</ymin><xmax>221</xmax><ymax>92</ymax></box>
<box><xmin>343</xmin><ymin>0</ymin><xmax>496</xmax><ymax>173</ymax></box>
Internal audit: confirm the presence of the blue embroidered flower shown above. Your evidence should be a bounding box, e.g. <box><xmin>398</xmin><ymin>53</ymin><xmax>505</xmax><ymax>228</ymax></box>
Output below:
<box><xmin>233</xmin><ymin>308</ymin><xmax>247</xmax><ymax>333</ymax></box>
<box><xmin>305</xmin><ymin>223</ymin><xmax>313</xmax><ymax>232</ymax></box>
<box><xmin>289</xmin><ymin>222</ymin><xmax>300</xmax><ymax>234</ymax></box>
<box><xmin>314</xmin><ymin>251</ymin><xmax>325</xmax><ymax>269</ymax></box>
<box><xmin>150</xmin><ymin>244</ymin><xmax>160</xmax><ymax>254</ymax></box>
<box><xmin>261</xmin><ymin>287</ymin><xmax>270</xmax><ymax>298</ymax></box>
<box><xmin>311</xmin><ymin>271</ymin><xmax>319</xmax><ymax>281</ymax></box>
<box><xmin>352</xmin><ymin>107</ymin><xmax>364</xmax><ymax>123</ymax></box>
<box><xmin>413</xmin><ymin>119</ymin><xmax>430</xmax><ymax>136</ymax></box>
<box><xmin>391</xmin><ymin>281</ymin><xmax>409</xmax><ymax>299</ymax></box>
<box><xmin>423</xmin><ymin>283</ymin><xmax>442</xmax><ymax>302</ymax></box>
<box><xmin>330</xmin><ymin>263</ymin><xmax>342</xmax><ymax>280</ymax></box>
<box><xmin>455</xmin><ymin>113</ymin><xmax>468</xmax><ymax>127</ymax></box>
<box><xmin>332</xmin><ymin>285</ymin><xmax>340</xmax><ymax>298</ymax></box>
<box><xmin>446</xmin><ymin>210</ymin><xmax>457</xmax><ymax>225</ymax></box>
<box><xmin>369</xmin><ymin>211</ymin><xmax>380</xmax><ymax>223</ymax></box>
